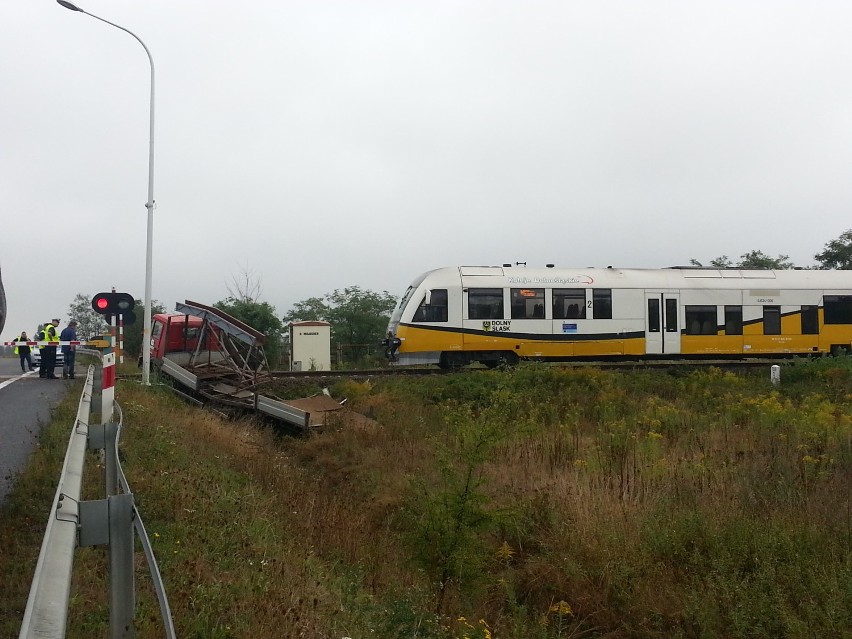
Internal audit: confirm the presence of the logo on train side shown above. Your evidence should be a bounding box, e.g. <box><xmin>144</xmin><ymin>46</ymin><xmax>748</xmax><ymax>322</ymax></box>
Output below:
<box><xmin>483</xmin><ymin>320</ymin><xmax>512</xmax><ymax>332</ymax></box>
<box><xmin>507</xmin><ymin>275</ymin><xmax>594</xmax><ymax>285</ymax></box>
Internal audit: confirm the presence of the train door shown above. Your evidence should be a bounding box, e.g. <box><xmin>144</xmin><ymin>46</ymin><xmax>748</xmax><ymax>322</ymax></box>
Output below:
<box><xmin>645</xmin><ymin>292</ymin><xmax>681</xmax><ymax>355</ymax></box>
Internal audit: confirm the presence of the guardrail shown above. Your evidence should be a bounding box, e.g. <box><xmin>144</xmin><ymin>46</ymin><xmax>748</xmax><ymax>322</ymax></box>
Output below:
<box><xmin>18</xmin><ymin>361</ymin><xmax>175</xmax><ymax>639</ymax></box>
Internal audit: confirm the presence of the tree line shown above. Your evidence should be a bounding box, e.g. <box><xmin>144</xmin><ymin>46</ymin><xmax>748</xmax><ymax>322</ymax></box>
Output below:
<box><xmin>66</xmin><ymin>229</ymin><xmax>852</xmax><ymax>368</ymax></box>
<box><xmin>691</xmin><ymin>229</ymin><xmax>852</xmax><ymax>270</ymax></box>
<box><xmin>66</xmin><ymin>285</ymin><xmax>396</xmax><ymax>369</ymax></box>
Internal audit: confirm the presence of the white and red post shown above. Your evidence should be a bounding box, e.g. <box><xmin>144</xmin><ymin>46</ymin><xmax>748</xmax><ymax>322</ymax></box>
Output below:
<box><xmin>102</xmin><ymin>317</ymin><xmax>117</xmax><ymax>423</ymax></box>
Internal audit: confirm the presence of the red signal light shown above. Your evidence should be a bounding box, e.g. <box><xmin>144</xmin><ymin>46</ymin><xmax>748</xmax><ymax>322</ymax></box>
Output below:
<box><xmin>91</xmin><ymin>292</ymin><xmax>135</xmax><ymax>320</ymax></box>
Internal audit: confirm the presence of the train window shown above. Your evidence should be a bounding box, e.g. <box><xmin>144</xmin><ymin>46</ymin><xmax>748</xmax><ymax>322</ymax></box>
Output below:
<box><xmin>763</xmin><ymin>306</ymin><xmax>781</xmax><ymax>335</ymax></box>
<box><xmin>412</xmin><ymin>289</ymin><xmax>448</xmax><ymax>322</ymax></box>
<box><xmin>685</xmin><ymin>306</ymin><xmax>716</xmax><ymax>335</ymax></box>
<box><xmin>593</xmin><ymin>289</ymin><xmax>612</xmax><ymax>319</ymax></box>
<box><xmin>469</xmin><ymin>288</ymin><xmax>504</xmax><ymax>320</ymax></box>
<box><xmin>824</xmin><ymin>295</ymin><xmax>852</xmax><ymax>324</ymax></box>
<box><xmin>801</xmin><ymin>306</ymin><xmax>819</xmax><ymax>335</ymax></box>
<box><xmin>647</xmin><ymin>298</ymin><xmax>661</xmax><ymax>333</ymax></box>
<box><xmin>724</xmin><ymin>306</ymin><xmax>743</xmax><ymax>335</ymax></box>
<box><xmin>511</xmin><ymin>288</ymin><xmax>545</xmax><ymax>319</ymax></box>
<box><xmin>553</xmin><ymin>289</ymin><xmax>586</xmax><ymax>319</ymax></box>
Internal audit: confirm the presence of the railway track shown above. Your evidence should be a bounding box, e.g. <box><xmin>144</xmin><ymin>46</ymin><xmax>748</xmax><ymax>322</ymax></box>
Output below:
<box><xmin>267</xmin><ymin>357</ymin><xmax>794</xmax><ymax>380</ymax></box>
<box><xmin>110</xmin><ymin>357</ymin><xmax>797</xmax><ymax>433</ymax></box>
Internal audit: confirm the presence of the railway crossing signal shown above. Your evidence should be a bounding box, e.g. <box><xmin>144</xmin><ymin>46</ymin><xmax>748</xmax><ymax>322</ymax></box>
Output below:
<box><xmin>91</xmin><ymin>292</ymin><xmax>136</xmax><ymax>324</ymax></box>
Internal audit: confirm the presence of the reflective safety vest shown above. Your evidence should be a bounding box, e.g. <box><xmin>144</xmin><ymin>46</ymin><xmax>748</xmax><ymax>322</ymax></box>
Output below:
<box><xmin>44</xmin><ymin>324</ymin><xmax>57</xmax><ymax>344</ymax></box>
<box><xmin>13</xmin><ymin>335</ymin><xmax>21</xmax><ymax>355</ymax></box>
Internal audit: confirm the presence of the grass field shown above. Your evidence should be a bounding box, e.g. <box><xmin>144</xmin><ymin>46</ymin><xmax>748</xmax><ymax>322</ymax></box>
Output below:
<box><xmin>2</xmin><ymin>359</ymin><xmax>852</xmax><ymax>638</ymax></box>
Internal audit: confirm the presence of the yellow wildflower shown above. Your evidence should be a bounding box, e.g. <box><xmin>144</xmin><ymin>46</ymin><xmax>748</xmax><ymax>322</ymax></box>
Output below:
<box><xmin>549</xmin><ymin>600</ymin><xmax>573</xmax><ymax>616</ymax></box>
<box><xmin>496</xmin><ymin>541</ymin><xmax>514</xmax><ymax>562</ymax></box>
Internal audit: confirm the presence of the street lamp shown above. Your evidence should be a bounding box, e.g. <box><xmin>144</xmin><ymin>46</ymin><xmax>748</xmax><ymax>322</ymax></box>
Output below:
<box><xmin>57</xmin><ymin>0</ymin><xmax>156</xmax><ymax>386</ymax></box>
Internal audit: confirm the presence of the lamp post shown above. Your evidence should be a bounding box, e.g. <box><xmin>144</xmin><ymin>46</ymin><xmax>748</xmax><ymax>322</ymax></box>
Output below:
<box><xmin>57</xmin><ymin>0</ymin><xmax>156</xmax><ymax>386</ymax></box>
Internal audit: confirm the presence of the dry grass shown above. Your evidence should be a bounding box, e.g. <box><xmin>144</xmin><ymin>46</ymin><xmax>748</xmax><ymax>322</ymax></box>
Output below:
<box><xmin>3</xmin><ymin>361</ymin><xmax>852</xmax><ymax>638</ymax></box>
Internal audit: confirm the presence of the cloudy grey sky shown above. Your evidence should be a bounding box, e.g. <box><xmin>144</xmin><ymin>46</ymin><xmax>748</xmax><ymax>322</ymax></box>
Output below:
<box><xmin>3</xmin><ymin>1</ymin><xmax>852</xmax><ymax>340</ymax></box>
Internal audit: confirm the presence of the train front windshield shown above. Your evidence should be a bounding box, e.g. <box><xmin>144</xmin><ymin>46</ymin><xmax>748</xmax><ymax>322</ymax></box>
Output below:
<box><xmin>389</xmin><ymin>285</ymin><xmax>416</xmax><ymax>326</ymax></box>
<box><xmin>388</xmin><ymin>271</ymin><xmax>432</xmax><ymax>329</ymax></box>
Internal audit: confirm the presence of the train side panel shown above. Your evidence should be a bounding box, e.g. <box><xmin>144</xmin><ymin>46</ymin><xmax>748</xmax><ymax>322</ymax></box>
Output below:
<box><xmin>386</xmin><ymin>267</ymin><xmax>852</xmax><ymax>365</ymax></box>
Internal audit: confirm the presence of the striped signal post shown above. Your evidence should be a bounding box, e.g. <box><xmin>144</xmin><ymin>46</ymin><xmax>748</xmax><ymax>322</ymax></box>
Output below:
<box><xmin>102</xmin><ymin>351</ymin><xmax>116</xmax><ymax>424</ymax></box>
<box><xmin>117</xmin><ymin>315</ymin><xmax>123</xmax><ymax>364</ymax></box>
<box><xmin>109</xmin><ymin>316</ymin><xmax>117</xmax><ymax>362</ymax></box>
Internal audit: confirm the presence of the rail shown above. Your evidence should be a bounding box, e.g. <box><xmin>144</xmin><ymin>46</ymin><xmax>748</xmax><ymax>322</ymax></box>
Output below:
<box><xmin>267</xmin><ymin>357</ymin><xmax>786</xmax><ymax>379</ymax></box>
<box><xmin>18</xmin><ymin>362</ymin><xmax>175</xmax><ymax>639</ymax></box>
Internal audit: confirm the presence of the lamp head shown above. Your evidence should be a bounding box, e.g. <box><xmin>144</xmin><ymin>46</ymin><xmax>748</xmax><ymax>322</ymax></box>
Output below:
<box><xmin>57</xmin><ymin>1</ymin><xmax>84</xmax><ymax>11</ymax></box>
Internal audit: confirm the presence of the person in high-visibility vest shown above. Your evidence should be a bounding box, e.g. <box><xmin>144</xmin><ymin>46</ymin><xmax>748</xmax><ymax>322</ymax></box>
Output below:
<box><xmin>41</xmin><ymin>319</ymin><xmax>60</xmax><ymax>379</ymax></box>
<box><xmin>12</xmin><ymin>331</ymin><xmax>34</xmax><ymax>372</ymax></box>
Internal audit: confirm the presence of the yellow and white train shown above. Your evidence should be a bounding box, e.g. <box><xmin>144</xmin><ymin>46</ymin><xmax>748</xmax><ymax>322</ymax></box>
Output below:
<box><xmin>383</xmin><ymin>265</ymin><xmax>852</xmax><ymax>367</ymax></box>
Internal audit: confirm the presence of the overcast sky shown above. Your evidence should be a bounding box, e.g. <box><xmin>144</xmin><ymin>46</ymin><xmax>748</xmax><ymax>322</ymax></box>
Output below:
<box><xmin>3</xmin><ymin>1</ymin><xmax>852</xmax><ymax>340</ymax></box>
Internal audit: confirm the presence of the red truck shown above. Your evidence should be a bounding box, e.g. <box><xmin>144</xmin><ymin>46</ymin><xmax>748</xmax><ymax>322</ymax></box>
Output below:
<box><xmin>149</xmin><ymin>312</ymin><xmax>214</xmax><ymax>366</ymax></box>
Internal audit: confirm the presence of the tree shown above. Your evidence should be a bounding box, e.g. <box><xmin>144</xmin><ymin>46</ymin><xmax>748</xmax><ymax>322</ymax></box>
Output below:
<box><xmin>225</xmin><ymin>262</ymin><xmax>263</xmax><ymax>302</ymax></box>
<box><xmin>690</xmin><ymin>252</ymin><xmax>794</xmax><ymax>269</ymax></box>
<box><xmin>283</xmin><ymin>286</ymin><xmax>398</xmax><ymax>366</ymax></box>
<box><xmin>214</xmin><ymin>265</ymin><xmax>286</xmax><ymax>366</ymax></box>
<box><xmin>814</xmin><ymin>229</ymin><xmax>852</xmax><ymax>269</ymax></box>
<box><xmin>710</xmin><ymin>255</ymin><xmax>733</xmax><ymax>268</ymax></box>
<box><xmin>213</xmin><ymin>297</ymin><xmax>285</xmax><ymax>366</ymax></box>
<box><xmin>285</xmin><ymin>296</ymin><xmax>327</xmax><ymax>322</ymax></box>
<box><xmin>689</xmin><ymin>256</ymin><xmax>733</xmax><ymax>268</ymax></box>
<box><xmin>737</xmin><ymin>250</ymin><xmax>794</xmax><ymax>269</ymax></box>
<box><xmin>68</xmin><ymin>293</ymin><xmax>109</xmax><ymax>340</ymax></box>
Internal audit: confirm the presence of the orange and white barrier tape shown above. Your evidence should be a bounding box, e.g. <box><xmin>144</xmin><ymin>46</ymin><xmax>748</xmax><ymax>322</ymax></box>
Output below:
<box><xmin>3</xmin><ymin>341</ymin><xmax>83</xmax><ymax>346</ymax></box>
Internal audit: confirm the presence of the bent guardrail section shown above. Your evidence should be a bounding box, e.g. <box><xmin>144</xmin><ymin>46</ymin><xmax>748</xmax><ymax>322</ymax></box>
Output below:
<box><xmin>19</xmin><ymin>363</ymin><xmax>175</xmax><ymax>639</ymax></box>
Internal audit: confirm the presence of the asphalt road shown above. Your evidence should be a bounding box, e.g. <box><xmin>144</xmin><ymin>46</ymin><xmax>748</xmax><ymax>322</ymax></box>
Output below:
<box><xmin>0</xmin><ymin>355</ymin><xmax>75</xmax><ymax>505</ymax></box>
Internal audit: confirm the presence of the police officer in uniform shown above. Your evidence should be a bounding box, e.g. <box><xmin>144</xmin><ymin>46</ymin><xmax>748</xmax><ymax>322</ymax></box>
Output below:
<box><xmin>41</xmin><ymin>318</ymin><xmax>60</xmax><ymax>379</ymax></box>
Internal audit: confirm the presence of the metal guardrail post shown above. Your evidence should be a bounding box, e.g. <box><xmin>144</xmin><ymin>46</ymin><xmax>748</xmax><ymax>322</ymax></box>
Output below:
<box><xmin>104</xmin><ymin>422</ymin><xmax>119</xmax><ymax>497</ymax></box>
<box><xmin>108</xmin><ymin>493</ymin><xmax>136</xmax><ymax>638</ymax></box>
<box><xmin>87</xmin><ymin>421</ymin><xmax>120</xmax><ymax>498</ymax></box>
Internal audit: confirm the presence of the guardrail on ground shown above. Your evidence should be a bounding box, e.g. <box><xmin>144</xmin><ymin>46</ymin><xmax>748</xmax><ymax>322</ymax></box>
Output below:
<box><xmin>18</xmin><ymin>362</ymin><xmax>175</xmax><ymax>639</ymax></box>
